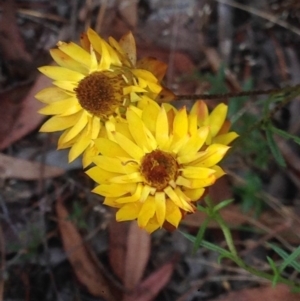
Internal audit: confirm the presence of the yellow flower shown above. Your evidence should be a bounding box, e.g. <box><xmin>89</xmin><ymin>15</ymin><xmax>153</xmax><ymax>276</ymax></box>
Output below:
<box><xmin>86</xmin><ymin>99</ymin><xmax>235</xmax><ymax>233</ymax></box>
<box><xmin>36</xmin><ymin>28</ymin><xmax>173</xmax><ymax>167</ymax></box>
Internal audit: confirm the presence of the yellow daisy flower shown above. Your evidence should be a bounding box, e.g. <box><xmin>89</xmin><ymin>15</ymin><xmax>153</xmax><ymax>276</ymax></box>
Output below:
<box><xmin>36</xmin><ymin>28</ymin><xmax>173</xmax><ymax>167</ymax></box>
<box><xmin>86</xmin><ymin>100</ymin><xmax>236</xmax><ymax>233</ymax></box>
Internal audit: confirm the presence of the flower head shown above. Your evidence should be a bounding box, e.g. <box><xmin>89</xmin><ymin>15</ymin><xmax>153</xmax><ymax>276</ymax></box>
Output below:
<box><xmin>86</xmin><ymin>99</ymin><xmax>237</xmax><ymax>233</ymax></box>
<box><xmin>36</xmin><ymin>29</ymin><xmax>173</xmax><ymax>167</ymax></box>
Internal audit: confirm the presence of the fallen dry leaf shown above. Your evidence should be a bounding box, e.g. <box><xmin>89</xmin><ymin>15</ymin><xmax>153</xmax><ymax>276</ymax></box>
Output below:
<box><xmin>124</xmin><ymin>222</ymin><xmax>151</xmax><ymax>290</ymax></box>
<box><xmin>212</xmin><ymin>284</ymin><xmax>300</xmax><ymax>301</ymax></box>
<box><xmin>0</xmin><ymin>153</ymin><xmax>64</xmax><ymax>180</ymax></box>
<box><xmin>109</xmin><ymin>218</ymin><xmax>130</xmax><ymax>281</ymax></box>
<box><xmin>123</xmin><ymin>256</ymin><xmax>177</xmax><ymax>301</ymax></box>
<box><xmin>108</xmin><ymin>219</ymin><xmax>151</xmax><ymax>291</ymax></box>
<box><xmin>56</xmin><ymin>198</ymin><xmax>116</xmax><ymax>301</ymax></box>
<box><xmin>0</xmin><ymin>74</ymin><xmax>50</xmax><ymax>151</ymax></box>
<box><xmin>0</xmin><ymin>0</ymin><xmax>31</xmax><ymax>67</ymax></box>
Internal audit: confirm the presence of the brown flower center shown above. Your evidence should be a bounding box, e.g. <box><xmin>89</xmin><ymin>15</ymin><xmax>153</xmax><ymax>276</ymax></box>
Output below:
<box><xmin>140</xmin><ymin>150</ymin><xmax>178</xmax><ymax>191</ymax></box>
<box><xmin>74</xmin><ymin>71</ymin><xmax>128</xmax><ymax>118</ymax></box>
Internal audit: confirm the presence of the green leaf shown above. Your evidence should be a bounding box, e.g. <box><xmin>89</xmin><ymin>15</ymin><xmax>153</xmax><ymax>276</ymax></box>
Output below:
<box><xmin>181</xmin><ymin>232</ymin><xmax>235</xmax><ymax>260</ymax></box>
<box><xmin>193</xmin><ymin>217</ymin><xmax>211</xmax><ymax>253</ymax></box>
<box><xmin>265</xmin><ymin>125</ymin><xmax>286</xmax><ymax>167</ymax></box>
<box><xmin>196</xmin><ymin>204</ymin><xmax>207</xmax><ymax>213</ymax></box>
<box><xmin>280</xmin><ymin>245</ymin><xmax>300</xmax><ymax>273</ymax></box>
<box><xmin>213</xmin><ymin>199</ymin><xmax>234</xmax><ymax>212</ymax></box>
<box><xmin>267</xmin><ymin>256</ymin><xmax>280</xmax><ymax>287</ymax></box>
<box><xmin>270</xmin><ymin>126</ymin><xmax>300</xmax><ymax>145</ymax></box>
<box><xmin>268</xmin><ymin>243</ymin><xmax>300</xmax><ymax>273</ymax></box>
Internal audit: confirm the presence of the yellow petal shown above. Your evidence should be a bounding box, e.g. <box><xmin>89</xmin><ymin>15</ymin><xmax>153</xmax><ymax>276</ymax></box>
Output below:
<box><xmin>69</xmin><ymin>135</ymin><xmax>91</xmax><ymax>162</ymax></box>
<box><xmin>165</xmin><ymin>199</ymin><xmax>182</xmax><ymax>228</ymax></box>
<box><xmin>194</xmin><ymin>144</ymin><xmax>230</xmax><ymax>167</ymax></box>
<box><xmin>123</xmin><ymin>86</ymin><xmax>147</xmax><ymax>95</ymax></box>
<box><xmin>173</xmin><ymin>106</ymin><xmax>188</xmax><ymax>139</ymax></box>
<box><xmin>57</xmin><ymin>126</ymin><xmax>78</xmax><ymax>148</ymax></box>
<box><xmin>176</xmin><ymin>175</ymin><xmax>216</xmax><ymax>189</ymax></box>
<box><xmin>115</xmin><ymin>183</ymin><xmax>143</xmax><ymax>203</ymax></box>
<box><xmin>208</xmin><ymin>103</ymin><xmax>227</xmax><ymax>137</ymax></box>
<box><xmin>180</xmin><ymin>166</ymin><xmax>216</xmax><ymax>179</ymax></box>
<box><xmin>38</xmin><ymin>66</ymin><xmax>84</xmax><ymax>82</ymax></box>
<box><xmin>155</xmin><ymin>192</ymin><xmax>166</xmax><ymax>227</ymax></box>
<box><xmin>93</xmin><ymin>183</ymin><xmax>136</xmax><ymax>197</ymax></box>
<box><xmin>113</xmin><ymin>132</ymin><xmax>144</xmax><ymax>160</ymax></box>
<box><xmin>95</xmin><ymin>138</ymin><xmax>129</xmax><ymax>157</ymax></box>
<box><xmin>188</xmin><ymin>113</ymin><xmax>198</xmax><ymax>136</ymax></box>
<box><xmin>93</xmin><ymin>156</ymin><xmax>138</xmax><ymax>174</ymax></box>
<box><xmin>177</xmin><ymin>152</ymin><xmax>205</xmax><ymax>165</ymax></box>
<box><xmin>104</xmin><ymin>197</ymin><xmax>122</xmax><ymax>208</ymax></box>
<box><xmin>39</xmin><ymin>112</ymin><xmax>81</xmax><ymax>132</ymax></box>
<box><xmin>211</xmin><ymin>165</ymin><xmax>226</xmax><ymax>179</ymax></box>
<box><xmin>50</xmin><ymin>48</ymin><xmax>88</xmax><ymax>74</ymax></box>
<box><xmin>170</xmin><ymin>135</ymin><xmax>189</xmax><ymax>154</ymax></box>
<box><xmin>63</xmin><ymin>112</ymin><xmax>88</xmax><ymax>142</ymax></box>
<box><xmin>58</xmin><ymin>41</ymin><xmax>91</xmax><ymax>68</ymax></box>
<box><xmin>38</xmin><ymin>98</ymin><xmax>78</xmax><ymax>115</ymax></box>
<box><xmin>127</xmin><ymin>108</ymin><xmax>153</xmax><ymax>152</ymax></box>
<box><xmin>87</xmin><ymin>30</ymin><xmax>109</xmax><ymax>70</ymax></box>
<box><xmin>147</xmin><ymin>81</ymin><xmax>162</xmax><ymax>94</ymax></box>
<box><xmin>60</xmin><ymin>101</ymin><xmax>82</xmax><ymax>116</ymax></box>
<box><xmin>53</xmin><ymin>80</ymin><xmax>78</xmax><ymax>92</ymax></box>
<box><xmin>156</xmin><ymin>106</ymin><xmax>169</xmax><ymax>148</ymax></box>
<box><xmin>143</xmin><ymin>217</ymin><xmax>160</xmax><ymax>233</ymax></box>
<box><xmin>88</xmin><ymin>115</ymin><xmax>101</xmax><ymax>140</ymax></box>
<box><xmin>138</xmin><ymin>196</ymin><xmax>156</xmax><ymax>228</ymax></box>
<box><xmin>183</xmin><ymin>188</ymin><xmax>205</xmax><ymax>201</ymax></box>
<box><xmin>35</xmin><ymin>87</ymin><xmax>71</xmax><ymax>104</ymax></box>
<box><xmin>139</xmin><ymin>97</ymin><xmax>160</xmax><ymax>134</ymax></box>
<box><xmin>140</xmin><ymin>185</ymin><xmax>152</xmax><ymax>202</ymax></box>
<box><xmin>116</xmin><ymin>203</ymin><xmax>141</xmax><ymax>221</ymax></box>
<box><xmin>109</xmin><ymin>172</ymin><xmax>143</xmax><ymax>183</ymax></box>
<box><xmin>213</xmin><ymin>132</ymin><xmax>239</xmax><ymax>145</ymax></box>
<box><xmin>108</xmin><ymin>36</ymin><xmax>130</xmax><ymax>66</ymax></box>
<box><xmin>83</xmin><ymin>144</ymin><xmax>98</xmax><ymax>168</ymax></box>
<box><xmin>177</xmin><ymin>126</ymin><xmax>209</xmax><ymax>156</ymax></box>
<box><xmin>86</xmin><ymin>166</ymin><xmax>120</xmax><ymax>184</ymax></box>
<box><xmin>132</xmin><ymin>69</ymin><xmax>158</xmax><ymax>83</ymax></box>
<box><xmin>164</xmin><ymin>186</ymin><xmax>193</xmax><ymax>212</ymax></box>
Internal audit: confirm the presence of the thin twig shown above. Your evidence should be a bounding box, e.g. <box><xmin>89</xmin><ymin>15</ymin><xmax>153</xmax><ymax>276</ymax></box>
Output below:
<box><xmin>214</xmin><ymin>0</ymin><xmax>300</xmax><ymax>37</ymax></box>
<box><xmin>175</xmin><ymin>84</ymin><xmax>300</xmax><ymax>101</ymax></box>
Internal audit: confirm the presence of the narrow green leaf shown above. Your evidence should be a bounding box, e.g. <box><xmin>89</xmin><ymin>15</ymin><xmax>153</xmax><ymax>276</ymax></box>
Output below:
<box><xmin>267</xmin><ymin>256</ymin><xmax>280</xmax><ymax>287</ymax></box>
<box><xmin>268</xmin><ymin>243</ymin><xmax>300</xmax><ymax>273</ymax></box>
<box><xmin>279</xmin><ymin>246</ymin><xmax>300</xmax><ymax>273</ymax></box>
<box><xmin>193</xmin><ymin>217</ymin><xmax>210</xmax><ymax>253</ymax></box>
<box><xmin>213</xmin><ymin>199</ymin><xmax>234</xmax><ymax>212</ymax></box>
<box><xmin>265</xmin><ymin>126</ymin><xmax>286</xmax><ymax>167</ymax></box>
<box><xmin>181</xmin><ymin>232</ymin><xmax>234</xmax><ymax>260</ymax></box>
<box><xmin>270</xmin><ymin>126</ymin><xmax>300</xmax><ymax>145</ymax></box>
<box><xmin>196</xmin><ymin>204</ymin><xmax>207</xmax><ymax>213</ymax></box>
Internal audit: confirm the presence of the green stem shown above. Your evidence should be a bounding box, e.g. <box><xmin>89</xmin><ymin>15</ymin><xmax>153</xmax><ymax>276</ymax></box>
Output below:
<box><xmin>214</xmin><ymin>212</ymin><xmax>300</xmax><ymax>288</ymax></box>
